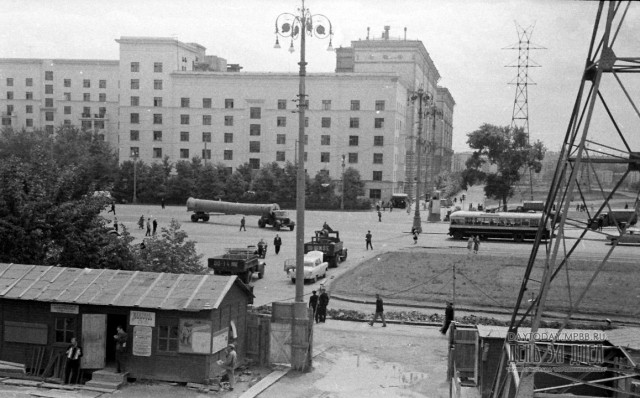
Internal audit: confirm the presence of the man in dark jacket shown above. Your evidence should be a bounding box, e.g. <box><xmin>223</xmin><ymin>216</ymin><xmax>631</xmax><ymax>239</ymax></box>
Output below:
<box><xmin>309</xmin><ymin>290</ymin><xmax>319</xmax><ymax>323</ymax></box>
<box><xmin>317</xmin><ymin>288</ymin><xmax>329</xmax><ymax>323</ymax></box>
<box><xmin>64</xmin><ymin>337</ymin><xmax>82</xmax><ymax>384</ymax></box>
<box><xmin>369</xmin><ymin>294</ymin><xmax>387</xmax><ymax>327</ymax></box>
<box><xmin>440</xmin><ymin>302</ymin><xmax>454</xmax><ymax>335</ymax></box>
<box><xmin>114</xmin><ymin>325</ymin><xmax>128</xmax><ymax>373</ymax></box>
<box><xmin>273</xmin><ymin>234</ymin><xmax>282</xmax><ymax>255</ymax></box>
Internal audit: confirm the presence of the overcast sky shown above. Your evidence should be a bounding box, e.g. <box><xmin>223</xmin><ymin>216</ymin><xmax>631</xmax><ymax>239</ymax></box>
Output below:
<box><xmin>2</xmin><ymin>0</ymin><xmax>638</xmax><ymax>153</ymax></box>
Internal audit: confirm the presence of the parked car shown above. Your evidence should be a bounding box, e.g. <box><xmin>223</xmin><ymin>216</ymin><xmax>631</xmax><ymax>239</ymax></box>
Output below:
<box><xmin>284</xmin><ymin>251</ymin><xmax>328</xmax><ymax>283</ymax></box>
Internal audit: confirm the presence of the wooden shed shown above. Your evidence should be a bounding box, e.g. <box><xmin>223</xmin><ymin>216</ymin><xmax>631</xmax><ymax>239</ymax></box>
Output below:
<box><xmin>0</xmin><ymin>263</ymin><xmax>254</xmax><ymax>383</ymax></box>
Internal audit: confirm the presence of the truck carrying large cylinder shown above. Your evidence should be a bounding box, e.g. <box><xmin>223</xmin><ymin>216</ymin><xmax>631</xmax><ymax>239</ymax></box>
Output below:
<box><xmin>186</xmin><ymin>197</ymin><xmax>295</xmax><ymax>231</ymax></box>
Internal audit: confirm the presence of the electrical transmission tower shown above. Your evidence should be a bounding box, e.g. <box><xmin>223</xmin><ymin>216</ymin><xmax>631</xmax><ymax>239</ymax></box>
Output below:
<box><xmin>492</xmin><ymin>2</ymin><xmax>640</xmax><ymax>397</ymax></box>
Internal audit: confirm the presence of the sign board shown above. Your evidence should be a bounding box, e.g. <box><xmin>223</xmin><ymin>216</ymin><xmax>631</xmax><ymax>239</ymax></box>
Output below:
<box><xmin>130</xmin><ymin>310</ymin><xmax>156</xmax><ymax>327</ymax></box>
<box><xmin>132</xmin><ymin>326</ymin><xmax>152</xmax><ymax>357</ymax></box>
<box><xmin>51</xmin><ymin>304</ymin><xmax>79</xmax><ymax>314</ymax></box>
<box><xmin>211</xmin><ymin>327</ymin><xmax>229</xmax><ymax>354</ymax></box>
<box><xmin>179</xmin><ymin>319</ymin><xmax>212</xmax><ymax>354</ymax></box>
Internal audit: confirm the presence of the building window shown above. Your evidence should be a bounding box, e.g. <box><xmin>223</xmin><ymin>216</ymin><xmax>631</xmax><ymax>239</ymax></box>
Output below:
<box><xmin>180</xmin><ymin>149</ymin><xmax>189</xmax><ymax>159</ymax></box>
<box><xmin>202</xmin><ymin>115</ymin><xmax>211</xmax><ymax>125</ymax></box>
<box><xmin>153</xmin><ymin>114</ymin><xmax>162</xmax><ymax>124</ymax></box>
<box><xmin>153</xmin><ymin>131</ymin><xmax>162</xmax><ymax>141</ymax></box>
<box><xmin>63</xmin><ymin>92</ymin><xmax>71</xmax><ymax>101</ymax></box>
<box><xmin>350</xmin><ymin>100</ymin><xmax>360</xmax><ymax>111</ymax></box>
<box><xmin>99</xmin><ymin>80</ymin><xmax>106</xmax><ymax>89</ymax></box>
<box><xmin>26</xmin><ymin>119</ymin><xmax>33</xmax><ymax>127</ymax></box>
<box><xmin>203</xmin><ymin>98</ymin><xmax>212</xmax><ymax>108</ymax></box>
<box><xmin>180</xmin><ymin>131</ymin><xmax>189</xmax><ymax>142</ymax></box>
<box><xmin>373</xmin><ymin>153</ymin><xmax>383</xmax><ymax>164</ymax></box>
<box><xmin>373</xmin><ymin>171</ymin><xmax>383</xmax><ymax>181</ymax></box>
<box><xmin>350</xmin><ymin>118</ymin><xmax>359</xmax><ymax>128</ymax></box>
<box><xmin>45</xmin><ymin>71</ymin><xmax>53</xmax><ymax>81</ymax></box>
<box><xmin>26</xmin><ymin>105</ymin><xmax>33</xmax><ymax>114</ymax></box>
<box><xmin>130</xmin><ymin>147</ymin><xmax>139</xmax><ymax>157</ymax></box>
<box><xmin>224</xmin><ymin>133</ymin><xmax>233</xmax><ymax>143</ymax></box>
<box><xmin>375</xmin><ymin>100</ymin><xmax>385</xmax><ymax>111</ymax></box>
<box><xmin>348</xmin><ymin>153</ymin><xmax>358</xmax><ymax>163</ymax></box>
<box><xmin>225</xmin><ymin>98</ymin><xmax>234</xmax><ymax>109</ymax></box>
<box><xmin>224</xmin><ymin>150</ymin><xmax>233</xmax><ymax>160</ymax></box>
<box><xmin>45</xmin><ymin>85</ymin><xmax>53</xmax><ymax>94</ymax></box>
<box><xmin>83</xmin><ymin>106</ymin><xmax>91</xmax><ymax>116</ymax></box>
<box><xmin>374</xmin><ymin>136</ymin><xmax>384</xmax><ymax>146</ymax></box>
<box><xmin>276</xmin><ymin>151</ymin><xmax>286</xmax><ymax>161</ymax></box>
<box><xmin>321</xmin><ymin>135</ymin><xmax>330</xmax><ymax>145</ymax></box>
<box><xmin>369</xmin><ymin>189</ymin><xmax>382</xmax><ymax>200</ymax></box>
<box><xmin>153</xmin><ymin>148</ymin><xmax>162</xmax><ymax>158</ymax></box>
<box><xmin>83</xmin><ymin>93</ymin><xmax>90</xmax><ymax>101</ymax></box>
<box><xmin>349</xmin><ymin>136</ymin><xmax>359</xmax><ymax>146</ymax></box>
<box><xmin>305</xmin><ymin>117</ymin><xmax>309</xmax><ymax>127</ymax></box>
<box><xmin>249</xmin><ymin>124</ymin><xmax>261</xmax><ymax>136</ymax></box>
<box><xmin>157</xmin><ymin>324</ymin><xmax>178</xmax><ymax>352</ymax></box>
<box><xmin>277</xmin><ymin>99</ymin><xmax>287</xmax><ymax>110</ymax></box>
<box><xmin>250</xmin><ymin>107</ymin><xmax>261</xmax><ymax>119</ymax></box>
<box><xmin>249</xmin><ymin>141</ymin><xmax>261</xmax><ymax>153</ymax></box>
<box><xmin>276</xmin><ymin>134</ymin><xmax>286</xmax><ymax>144</ymax></box>
<box><xmin>153</xmin><ymin>62</ymin><xmax>163</xmax><ymax>72</ymax></box>
<box><xmin>304</xmin><ymin>134</ymin><xmax>308</xmax><ymax>145</ymax></box>
<box><xmin>45</xmin><ymin>125</ymin><xmax>54</xmax><ymax>134</ymax></box>
<box><xmin>1</xmin><ymin>117</ymin><xmax>11</xmax><ymax>126</ymax></box>
<box><xmin>180</xmin><ymin>115</ymin><xmax>189</xmax><ymax>125</ymax></box>
<box><xmin>6</xmin><ymin>78</ymin><xmax>13</xmax><ymax>86</ymax></box>
<box><xmin>320</xmin><ymin>152</ymin><xmax>330</xmax><ymax>162</ymax></box>
<box><xmin>45</xmin><ymin>98</ymin><xmax>53</xmax><ymax>107</ymax></box>
<box><xmin>154</xmin><ymin>80</ymin><xmax>163</xmax><ymax>90</ymax></box>
<box><xmin>154</xmin><ymin>97</ymin><xmax>162</xmax><ymax>107</ymax></box>
<box><xmin>304</xmin><ymin>152</ymin><xmax>308</xmax><ymax>162</ymax></box>
<box><xmin>249</xmin><ymin>158</ymin><xmax>260</xmax><ymax>169</ymax></box>
<box><xmin>55</xmin><ymin>317</ymin><xmax>76</xmax><ymax>344</ymax></box>
<box><xmin>224</xmin><ymin>116</ymin><xmax>233</xmax><ymax>126</ymax></box>
<box><xmin>98</xmin><ymin>93</ymin><xmax>106</xmax><ymax>102</ymax></box>
<box><xmin>25</xmin><ymin>91</ymin><xmax>33</xmax><ymax>100</ymax></box>
<box><xmin>45</xmin><ymin>112</ymin><xmax>54</xmax><ymax>121</ymax></box>
<box><xmin>202</xmin><ymin>132</ymin><xmax>211</xmax><ymax>142</ymax></box>
<box><xmin>98</xmin><ymin>107</ymin><xmax>106</xmax><ymax>117</ymax></box>
<box><xmin>83</xmin><ymin>79</ymin><xmax>90</xmax><ymax>88</ymax></box>
<box><xmin>26</xmin><ymin>78</ymin><xmax>33</xmax><ymax>87</ymax></box>
<box><xmin>6</xmin><ymin>105</ymin><xmax>13</xmax><ymax>115</ymax></box>
<box><xmin>131</xmin><ymin>79</ymin><xmax>139</xmax><ymax>89</ymax></box>
<box><xmin>64</xmin><ymin>119</ymin><xmax>71</xmax><ymax>126</ymax></box>
<box><xmin>322</xmin><ymin>100</ymin><xmax>331</xmax><ymax>111</ymax></box>
<box><xmin>130</xmin><ymin>130</ymin><xmax>139</xmax><ymax>141</ymax></box>
<box><xmin>202</xmin><ymin>149</ymin><xmax>211</xmax><ymax>160</ymax></box>
<box><xmin>181</xmin><ymin>97</ymin><xmax>190</xmax><ymax>108</ymax></box>
<box><xmin>277</xmin><ymin>117</ymin><xmax>286</xmax><ymax>127</ymax></box>
<box><xmin>375</xmin><ymin>118</ymin><xmax>384</xmax><ymax>128</ymax></box>
<box><xmin>64</xmin><ymin>106</ymin><xmax>71</xmax><ymax>115</ymax></box>
<box><xmin>321</xmin><ymin>117</ymin><xmax>331</xmax><ymax>128</ymax></box>
<box><xmin>6</xmin><ymin>91</ymin><xmax>13</xmax><ymax>100</ymax></box>
<box><xmin>131</xmin><ymin>96</ymin><xmax>139</xmax><ymax>106</ymax></box>
<box><xmin>130</xmin><ymin>113</ymin><xmax>139</xmax><ymax>124</ymax></box>
<box><xmin>131</xmin><ymin>62</ymin><xmax>140</xmax><ymax>72</ymax></box>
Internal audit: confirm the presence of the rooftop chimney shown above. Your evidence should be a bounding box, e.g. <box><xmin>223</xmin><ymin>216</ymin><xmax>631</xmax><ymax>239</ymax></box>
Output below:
<box><xmin>384</xmin><ymin>25</ymin><xmax>390</xmax><ymax>40</ymax></box>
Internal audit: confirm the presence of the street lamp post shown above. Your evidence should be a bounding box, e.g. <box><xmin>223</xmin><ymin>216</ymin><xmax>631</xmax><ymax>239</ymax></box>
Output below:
<box><xmin>410</xmin><ymin>88</ymin><xmax>431</xmax><ymax>233</ymax></box>
<box><xmin>275</xmin><ymin>0</ymin><xmax>333</xmax><ymax>305</ymax></box>
<box><xmin>131</xmin><ymin>150</ymin><xmax>138</xmax><ymax>204</ymax></box>
<box><xmin>340</xmin><ymin>154</ymin><xmax>345</xmax><ymax>210</ymax></box>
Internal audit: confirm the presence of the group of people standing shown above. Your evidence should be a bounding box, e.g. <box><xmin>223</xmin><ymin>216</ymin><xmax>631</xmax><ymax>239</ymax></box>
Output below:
<box><xmin>467</xmin><ymin>235</ymin><xmax>481</xmax><ymax>254</ymax></box>
<box><xmin>308</xmin><ymin>288</ymin><xmax>330</xmax><ymax>323</ymax></box>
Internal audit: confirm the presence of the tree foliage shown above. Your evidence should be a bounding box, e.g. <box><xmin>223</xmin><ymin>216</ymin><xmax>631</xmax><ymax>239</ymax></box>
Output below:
<box><xmin>461</xmin><ymin>124</ymin><xmax>546</xmax><ymax>209</ymax></box>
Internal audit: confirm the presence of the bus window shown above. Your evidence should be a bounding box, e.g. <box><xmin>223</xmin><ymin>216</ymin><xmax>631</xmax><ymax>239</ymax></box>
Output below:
<box><xmin>490</xmin><ymin>218</ymin><xmax>498</xmax><ymax>226</ymax></box>
<box><xmin>513</xmin><ymin>219</ymin><xmax>522</xmax><ymax>226</ymax></box>
<box><xmin>530</xmin><ymin>218</ymin><xmax>539</xmax><ymax>227</ymax></box>
<box><xmin>481</xmin><ymin>217</ymin><xmax>491</xmax><ymax>226</ymax></box>
<box><xmin>475</xmin><ymin>218</ymin><xmax>482</xmax><ymax>225</ymax></box>
<box><xmin>522</xmin><ymin>219</ymin><xmax>530</xmax><ymax>226</ymax></box>
<box><xmin>465</xmin><ymin>217</ymin><xmax>473</xmax><ymax>225</ymax></box>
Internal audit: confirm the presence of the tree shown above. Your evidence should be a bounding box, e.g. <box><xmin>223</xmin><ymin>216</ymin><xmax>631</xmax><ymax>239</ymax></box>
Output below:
<box><xmin>308</xmin><ymin>170</ymin><xmax>339</xmax><ymax>208</ymax></box>
<box><xmin>461</xmin><ymin>124</ymin><xmax>546</xmax><ymax>210</ymax></box>
<box><xmin>134</xmin><ymin>219</ymin><xmax>204</xmax><ymax>274</ymax></box>
<box><xmin>342</xmin><ymin>167</ymin><xmax>365</xmax><ymax>208</ymax></box>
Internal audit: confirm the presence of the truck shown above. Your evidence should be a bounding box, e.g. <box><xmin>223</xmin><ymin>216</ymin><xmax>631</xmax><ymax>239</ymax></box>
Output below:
<box><xmin>303</xmin><ymin>229</ymin><xmax>348</xmax><ymax>268</ymax></box>
<box><xmin>186</xmin><ymin>197</ymin><xmax>295</xmax><ymax>231</ymax></box>
<box><xmin>588</xmin><ymin>209</ymin><xmax>638</xmax><ymax>230</ymax></box>
<box><xmin>207</xmin><ymin>248</ymin><xmax>266</xmax><ymax>284</ymax></box>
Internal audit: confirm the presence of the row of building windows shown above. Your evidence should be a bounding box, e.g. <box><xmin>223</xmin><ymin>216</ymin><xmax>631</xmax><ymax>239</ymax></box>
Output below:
<box><xmin>6</xmin><ymin>91</ymin><xmax>108</xmax><ymax>102</ymax></box>
<box><xmin>130</xmin><ymin>62</ymin><xmax>163</xmax><ymax>73</ymax></box>
<box><xmin>147</xmin><ymin>97</ymin><xmax>386</xmax><ymax>111</ymax></box>
<box><xmin>4</xmin><ymin>76</ymin><xmax>108</xmax><ymax>88</ymax></box>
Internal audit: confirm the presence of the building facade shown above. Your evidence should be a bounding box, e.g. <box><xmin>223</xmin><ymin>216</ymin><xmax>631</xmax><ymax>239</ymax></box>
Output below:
<box><xmin>0</xmin><ymin>30</ymin><xmax>454</xmax><ymax>202</ymax></box>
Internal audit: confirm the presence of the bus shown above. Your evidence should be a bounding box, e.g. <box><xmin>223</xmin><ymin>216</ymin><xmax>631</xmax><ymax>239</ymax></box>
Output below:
<box><xmin>448</xmin><ymin>211</ymin><xmax>552</xmax><ymax>242</ymax></box>
<box><xmin>390</xmin><ymin>193</ymin><xmax>409</xmax><ymax>209</ymax></box>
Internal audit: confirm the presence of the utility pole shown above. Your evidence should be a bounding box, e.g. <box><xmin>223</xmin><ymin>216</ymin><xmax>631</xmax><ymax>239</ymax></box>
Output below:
<box><xmin>341</xmin><ymin>154</ymin><xmax>345</xmax><ymax>210</ymax></box>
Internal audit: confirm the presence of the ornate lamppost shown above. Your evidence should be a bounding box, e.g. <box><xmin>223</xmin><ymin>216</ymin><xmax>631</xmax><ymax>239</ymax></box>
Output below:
<box><xmin>274</xmin><ymin>0</ymin><xmax>333</xmax><ymax>304</ymax></box>
<box><xmin>410</xmin><ymin>88</ymin><xmax>431</xmax><ymax>233</ymax></box>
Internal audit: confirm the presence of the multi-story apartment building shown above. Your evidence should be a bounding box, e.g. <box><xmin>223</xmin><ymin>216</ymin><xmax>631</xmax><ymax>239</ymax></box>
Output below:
<box><xmin>0</xmin><ymin>28</ymin><xmax>454</xmax><ymax>202</ymax></box>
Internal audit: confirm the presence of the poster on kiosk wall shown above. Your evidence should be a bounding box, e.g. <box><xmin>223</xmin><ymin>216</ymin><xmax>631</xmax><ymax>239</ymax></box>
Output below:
<box><xmin>178</xmin><ymin>319</ymin><xmax>212</xmax><ymax>354</ymax></box>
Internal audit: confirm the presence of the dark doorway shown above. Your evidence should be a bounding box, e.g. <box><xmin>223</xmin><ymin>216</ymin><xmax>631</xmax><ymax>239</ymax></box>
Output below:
<box><xmin>106</xmin><ymin>314</ymin><xmax>127</xmax><ymax>365</ymax></box>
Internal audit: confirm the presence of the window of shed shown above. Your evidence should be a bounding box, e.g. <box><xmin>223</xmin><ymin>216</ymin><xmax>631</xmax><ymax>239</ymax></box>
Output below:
<box><xmin>55</xmin><ymin>317</ymin><xmax>76</xmax><ymax>343</ymax></box>
<box><xmin>158</xmin><ymin>325</ymin><xmax>179</xmax><ymax>352</ymax></box>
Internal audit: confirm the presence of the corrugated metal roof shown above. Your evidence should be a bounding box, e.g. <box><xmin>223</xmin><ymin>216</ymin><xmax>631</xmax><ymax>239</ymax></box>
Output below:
<box><xmin>476</xmin><ymin>325</ymin><xmax>607</xmax><ymax>342</ymax></box>
<box><xmin>604</xmin><ymin>327</ymin><xmax>640</xmax><ymax>350</ymax></box>
<box><xmin>0</xmin><ymin>263</ymin><xmax>248</xmax><ymax>312</ymax></box>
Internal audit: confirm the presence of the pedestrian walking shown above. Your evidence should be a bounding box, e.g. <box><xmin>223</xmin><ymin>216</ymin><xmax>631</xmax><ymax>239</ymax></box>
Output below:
<box><xmin>219</xmin><ymin>344</ymin><xmax>237</xmax><ymax>391</ymax></box>
<box><xmin>440</xmin><ymin>302</ymin><xmax>455</xmax><ymax>335</ymax></box>
<box><xmin>309</xmin><ymin>290</ymin><xmax>319</xmax><ymax>323</ymax></box>
<box><xmin>368</xmin><ymin>294</ymin><xmax>387</xmax><ymax>327</ymax></box>
<box><xmin>273</xmin><ymin>234</ymin><xmax>282</xmax><ymax>255</ymax></box>
<box><xmin>152</xmin><ymin>218</ymin><xmax>158</xmax><ymax>236</ymax></box>
<box><xmin>317</xmin><ymin>288</ymin><xmax>329</xmax><ymax>323</ymax></box>
<box><xmin>145</xmin><ymin>217</ymin><xmax>151</xmax><ymax>237</ymax></box>
<box><xmin>138</xmin><ymin>215</ymin><xmax>145</xmax><ymax>229</ymax></box>
<box><xmin>467</xmin><ymin>237</ymin><xmax>473</xmax><ymax>253</ymax></box>
<box><xmin>378</xmin><ymin>210</ymin><xmax>382</xmax><ymax>222</ymax></box>
<box><xmin>239</xmin><ymin>216</ymin><xmax>246</xmax><ymax>231</ymax></box>
<box><xmin>64</xmin><ymin>337</ymin><xmax>82</xmax><ymax>384</ymax></box>
<box><xmin>412</xmin><ymin>227</ymin><xmax>418</xmax><ymax>244</ymax></box>
<box><xmin>365</xmin><ymin>230</ymin><xmax>373</xmax><ymax>250</ymax></box>
<box><xmin>108</xmin><ymin>201</ymin><xmax>116</xmax><ymax>215</ymax></box>
<box><xmin>113</xmin><ymin>325</ymin><xmax>128</xmax><ymax>373</ymax></box>
<box><xmin>473</xmin><ymin>235</ymin><xmax>480</xmax><ymax>254</ymax></box>
<box><xmin>161</xmin><ymin>197</ymin><xmax>165</xmax><ymax>209</ymax></box>
<box><xmin>257</xmin><ymin>238</ymin><xmax>267</xmax><ymax>258</ymax></box>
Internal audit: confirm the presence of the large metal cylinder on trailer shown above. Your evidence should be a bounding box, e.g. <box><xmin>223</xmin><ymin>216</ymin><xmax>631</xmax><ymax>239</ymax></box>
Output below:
<box><xmin>187</xmin><ymin>197</ymin><xmax>279</xmax><ymax>216</ymax></box>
